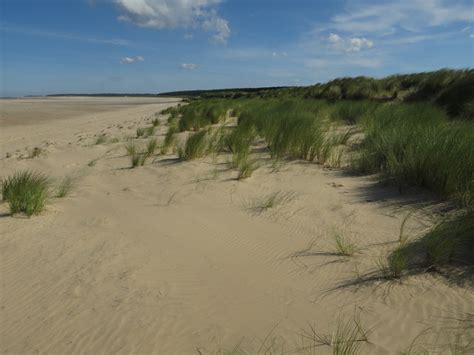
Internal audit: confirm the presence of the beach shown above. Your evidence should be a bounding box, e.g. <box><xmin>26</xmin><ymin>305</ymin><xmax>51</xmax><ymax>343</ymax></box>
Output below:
<box><xmin>1</xmin><ymin>97</ymin><xmax>472</xmax><ymax>354</ymax></box>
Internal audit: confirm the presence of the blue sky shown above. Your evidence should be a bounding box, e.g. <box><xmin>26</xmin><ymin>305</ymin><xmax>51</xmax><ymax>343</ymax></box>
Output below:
<box><xmin>1</xmin><ymin>0</ymin><xmax>473</xmax><ymax>96</ymax></box>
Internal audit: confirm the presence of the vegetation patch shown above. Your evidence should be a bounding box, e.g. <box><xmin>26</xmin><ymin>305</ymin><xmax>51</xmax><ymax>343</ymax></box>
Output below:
<box><xmin>246</xmin><ymin>191</ymin><xmax>295</xmax><ymax>213</ymax></box>
<box><xmin>178</xmin><ymin>130</ymin><xmax>210</xmax><ymax>160</ymax></box>
<box><xmin>1</xmin><ymin>170</ymin><xmax>52</xmax><ymax>216</ymax></box>
<box><xmin>55</xmin><ymin>176</ymin><xmax>75</xmax><ymax>198</ymax></box>
<box><xmin>125</xmin><ymin>140</ymin><xmax>157</xmax><ymax>168</ymax></box>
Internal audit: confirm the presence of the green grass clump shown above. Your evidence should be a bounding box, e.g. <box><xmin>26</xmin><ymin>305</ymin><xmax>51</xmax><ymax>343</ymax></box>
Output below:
<box><xmin>247</xmin><ymin>191</ymin><xmax>295</xmax><ymax>212</ymax></box>
<box><xmin>136</xmin><ymin>126</ymin><xmax>155</xmax><ymax>138</ymax></box>
<box><xmin>236</xmin><ymin>155</ymin><xmax>258</xmax><ymax>180</ymax></box>
<box><xmin>222</xmin><ymin>122</ymin><xmax>256</xmax><ymax>155</ymax></box>
<box><xmin>125</xmin><ymin>141</ymin><xmax>151</xmax><ymax>168</ymax></box>
<box><xmin>423</xmin><ymin>212</ymin><xmax>474</xmax><ymax>269</ymax></box>
<box><xmin>232</xmin><ymin>99</ymin><xmax>350</xmax><ymax>165</ymax></box>
<box><xmin>146</xmin><ymin>138</ymin><xmax>158</xmax><ymax>156</ymax></box>
<box><xmin>161</xmin><ymin>126</ymin><xmax>178</xmax><ymax>154</ymax></box>
<box><xmin>377</xmin><ymin>211</ymin><xmax>474</xmax><ymax>282</ymax></box>
<box><xmin>161</xmin><ymin>106</ymin><xmax>180</xmax><ymax>118</ymax></box>
<box><xmin>329</xmin><ymin>100</ymin><xmax>379</xmax><ymax>124</ymax></box>
<box><xmin>178</xmin><ymin>130</ymin><xmax>210</xmax><ymax>160</ymax></box>
<box><xmin>178</xmin><ymin>100</ymin><xmax>229</xmax><ymax>131</ymax></box>
<box><xmin>376</xmin><ymin>246</ymin><xmax>408</xmax><ymax>280</ymax></box>
<box><xmin>152</xmin><ymin>118</ymin><xmax>160</xmax><ymax>127</ymax></box>
<box><xmin>125</xmin><ymin>141</ymin><xmax>137</xmax><ymax>156</ymax></box>
<box><xmin>1</xmin><ymin>170</ymin><xmax>51</xmax><ymax>216</ymax></box>
<box><xmin>301</xmin><ymin>312</ymin><xmax>370</xmax><ymax>355</ymax></box>
<box><xmin>352</xmin><ymin>103</ymin><xmax>474</xmax><ymax>207</ymax></box>
<box><xmin>131</xmin><ymin>153</ymin><xmax>148</xmax><ymax>168</ymax></box>
<box><xmin>332</xmin><ymin>227</ymin><xmax>357</xmax><ymax>256</ymax></box>
<box><xmin>55</xmin><ymin>176</ymin><xmax>75</xmax><ymax>198</ymax></box>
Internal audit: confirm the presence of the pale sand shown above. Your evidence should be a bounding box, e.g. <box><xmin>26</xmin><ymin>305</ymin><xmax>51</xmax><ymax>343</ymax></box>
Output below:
<box><xmin>0</xmin><ymin>97</ymin><xmax>472</xmax><ymax>354</ymax></box>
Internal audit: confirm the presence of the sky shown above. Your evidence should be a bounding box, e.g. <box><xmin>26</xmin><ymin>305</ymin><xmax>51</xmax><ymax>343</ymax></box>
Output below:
<box><xmin>1</xmin><ymin>0</ymin><xmax>473</xmax><ymax>96</ymax></box>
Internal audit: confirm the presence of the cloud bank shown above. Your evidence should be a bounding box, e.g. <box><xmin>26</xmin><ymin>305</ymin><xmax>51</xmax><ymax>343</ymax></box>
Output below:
<box><xmin>115</xmin><ymin>0</ymin><xmax>230</xmax><ymax>44</ymax></box>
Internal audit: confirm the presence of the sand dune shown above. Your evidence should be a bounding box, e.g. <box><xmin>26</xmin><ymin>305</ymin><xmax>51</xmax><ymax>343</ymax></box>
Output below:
<box><xmin>0</xmin><ymin>98</ymin><xmax>472</xmax><ymax>354</ymax></box>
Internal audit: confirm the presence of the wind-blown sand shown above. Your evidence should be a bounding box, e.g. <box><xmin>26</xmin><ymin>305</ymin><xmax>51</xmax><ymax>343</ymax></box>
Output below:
<box><xmin>0</xmin><ymin>97</ymin><xmax>472</xmax><ymax>354</ymax></box>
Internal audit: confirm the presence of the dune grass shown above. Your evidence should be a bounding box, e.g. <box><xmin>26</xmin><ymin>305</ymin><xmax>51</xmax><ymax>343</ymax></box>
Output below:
<box><xmin>331</xmin><ymin>227</ymin><xmax>357</xmax><ymax>257</ymax></box>
<box><xmin>301</xmin><ymin>312</ymin><xmax>371</xmax><ymax>355</ymax></box>
<box><xmin>424</xmin><ymin>212</ymin><xmax>474</xmax><ymax>269</ymax></box>
<box><xmin>1</xmin><ymin>170</ymin><xmax>52</xmax><ymax>216</ymax></box>
<box><xmin>55</xmin><ymin>176</ymin><xmax>75</xmax><ymax>198</ymax></box>
<box><xmin>329</xmin><ymin>100</ymin><xmax>379</xmax><ymax>125</ymax></box>
<box><xmin>236</xmin><ymin>155</ymin><xmax>259</xmax><ymax>180</ymax></box>
<box><xmin>169</xmin><ymin>93</ymin><xmax>472</xmax><ymax>281</ymax></box>
<box><xmin>376</xmin><ymin>246</ymin><xmax>408</xmax><ymax>280</ymax></box>
<box><xmin>222</xmin><ymin>121</ymin><xmax>257</xmax><ymax>155</ymax></box>
<box><xmin>178</xmin><ymin>100</ymin><xmax>228</xmax><ymax>132</ymax></box>
<box><xmin>352</xmin><ymin>103</ymin><xmax>474</xmax><ymax>207</ymax></box>
<box><xmin>178</xmin><ymin>130</ymin><xmax>210</xmax><ymax>160</ymax></box>
<box><xmin>152</xmin><ymin>117</ymin><xmax>160</xmax><ymax>127</ymax></box>
<box><xmin>161</xmin><ymin>126</ymin><xmax>178</xmax><ymax>154</ymax></box>
<box><xmin>247</xmin><ymin>191</ymin><xmax>295</xmax><ymax>213</ymax></box>
<box><xmin>125</xmin><ymin>140</ymin><xmax>155</xmax><ymax>168</ymax></box>
<box><xmin>176</xmin><ymin>96</ymin><xmax>473</xmax><ymax>209</ymax></box>
<box><xmin>137</xmin><ymin>126</ymin><xmax>155</xmax><ymax>138</ymax></box>
<box><xmin>393</xmin><ymin>211</ymin><xmax>474</xmax><ymax>277</ymax></box>
<box><xmin>146</xmin><ymin>138</ymin><xmax>158</xmax><ymax>156</ymax></box>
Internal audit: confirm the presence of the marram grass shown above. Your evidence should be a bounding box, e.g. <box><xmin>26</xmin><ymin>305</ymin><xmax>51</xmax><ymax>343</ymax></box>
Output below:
<box><xmin>1</xmin><ymin>170</ymin><xmax>52</xmax><ymax>216</ymax></box>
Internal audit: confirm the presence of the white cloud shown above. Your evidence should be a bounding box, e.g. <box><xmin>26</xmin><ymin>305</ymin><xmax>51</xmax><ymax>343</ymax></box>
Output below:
<box><xmin>329</xmin><ymin>0</ymin><xmax>474</xmax><ymax>34</ymax></box>
<box><xmin>328</xmin><ymin>33</ymin><xmax>343</xmax><ymax>45</ymax></box>
<box><xmin>347</xmin><ymin>37</ymin><xmax>374</xmax><ymax>52</ymax></box>
<box><xmin>180</xmin><ymin>63</ymin><xmax>198</xmax><ymax>70</ymax></box>
<box><xmin>202</xmin><ymin>14</ymin><xmax>230</xmax><ymax>44</ymax></box>
<box><xmin>470</xmin><ymin>34</ymin><xmax>474</xmax><ymax>38</ymax></box>
<box><xmin>115</xmin><ymin>0</ymin><xmax>230</xmax><ymax>44</ymax></box>
<box><xmin>120</xmin><ymin>56</ymin><xmax>144</xmax><ymax>64</ymax></box>
<box><xmin>328</xmin><ymin>33</ymin><xmax>373</xmax><ymax>52</ymax></box>
<box><xmin>272</xmin><ymin>51</ymin><xmax>289</xmax><ymax>57</ymax></box>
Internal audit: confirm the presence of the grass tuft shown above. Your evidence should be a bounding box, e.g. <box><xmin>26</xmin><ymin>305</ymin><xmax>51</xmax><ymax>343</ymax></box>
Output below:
<box><xmin>301</xmin><ymin>311</ymin><xmax>370</xmax><ymax>355</ymax></box>
<box><xmin>376</xmin><ymin>247</ymin><xmax>408</xmax><ymax>280</ymax></box>
<box><xmin>247</xmin><ymin>191</ymin><xmax>295</xmax><ymax>213</ymax></box>
<box><xmin>236</xmin><ymin>155</ymin><xmax>259</xmax><ymax>180</ymax></box>
<box><xmin>423</xmin><ymin>212</ymin><xmax>474</xmax><ymax>270</ymax></box>
<box><xmin>55</xmin><ymin>176</ymin><xmax>75</xmax><ymax>198</ymax></box>
<box><xmin>125</xmin><ymin>141</ymin><xmax>149</xmax><ymax>168</ymax></box>
<box><xmin>146</xmin><ymin>138</ymin><xmax>158</xmax><ymax>156</ymax></box>
<box><xmin>332</xmin><ymin>227</ymin><xmax>357</xmax><ymax>256</ymax></box>
<box><xmin>1</xmin><ymin>170</ymin><xmax>51</xmax><ymax>216</ymax></box>
<box><xmin>178</xmin><ymin>130</ymin><xmax>209</xmax><ymax>160</ymax></box>
<box><xmin>137</xmin><ymin>126</ymin><xmax>155</xmax><ymax>138</ymax></box>
<box><xmin>161</xmin><ymin>126</ymin><xmax>178</xmax><ymax>154</ymax></box>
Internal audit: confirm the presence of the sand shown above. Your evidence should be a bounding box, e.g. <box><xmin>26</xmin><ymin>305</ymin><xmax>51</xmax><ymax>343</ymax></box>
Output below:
<box><xmin>0</xmin><ymin>97</ymin><xmax>472</xmax><ymax>354</ymax></box>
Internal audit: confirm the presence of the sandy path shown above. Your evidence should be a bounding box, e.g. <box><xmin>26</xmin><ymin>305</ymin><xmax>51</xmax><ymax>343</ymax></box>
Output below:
<box><xmin>0</xmin><ymin>98</ymin><xmax>472</xmax><ymax>354</ymax></box>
